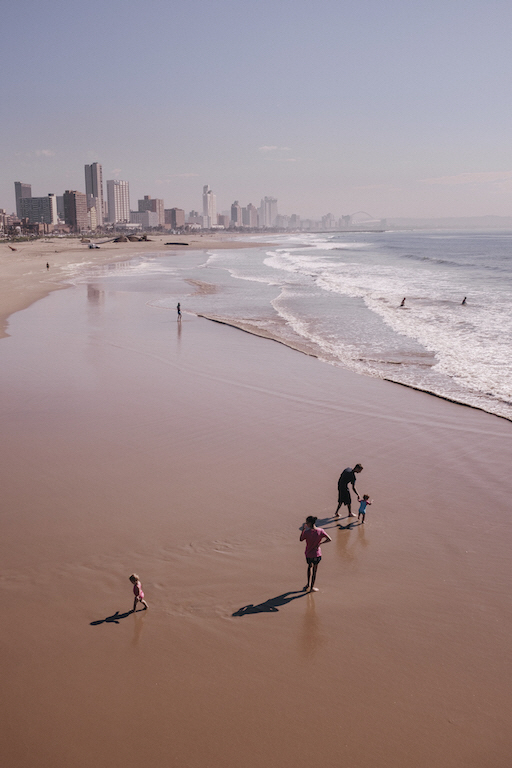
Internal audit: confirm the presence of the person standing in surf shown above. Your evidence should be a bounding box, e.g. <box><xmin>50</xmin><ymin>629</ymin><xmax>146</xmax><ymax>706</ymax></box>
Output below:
<box><xmin>335</xmin><ymin>464</ymin><xmax>363</xmax><ymax>517</ymax></box>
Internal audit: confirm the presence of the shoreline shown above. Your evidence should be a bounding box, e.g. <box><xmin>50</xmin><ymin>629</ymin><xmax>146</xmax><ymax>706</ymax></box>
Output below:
<box><xmin>197</xmin><ymin>313</ymin><xmax>512</xmax><ymax>424</ymax></box>
<box><xmin>2</xmin><ymin>234</ymin><xmax>510</xmax><ymax>423</ymax></box>
<box><xmin>0</xmin><ymin>233</ymin><xmax>273</xmax><ymax>338</ymax></box>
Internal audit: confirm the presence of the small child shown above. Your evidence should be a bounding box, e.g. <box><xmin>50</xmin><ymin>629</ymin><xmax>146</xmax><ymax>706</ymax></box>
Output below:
<box><xmin>129</xmin><ymin>574</ymin><xmax>149</xmax><ymax>612</ymax></box>
<box><xmin>357</xmin><ymin>494</ymin><xmax>372</xmax><ymax>524</ymax></box>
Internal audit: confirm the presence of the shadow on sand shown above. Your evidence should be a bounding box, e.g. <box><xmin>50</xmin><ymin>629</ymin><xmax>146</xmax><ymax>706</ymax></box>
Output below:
<box><xmin>233</xmin><ymin>590</ymin><xmax>307</xmax><ymax>616</ymax></box>
<box><xmin>90</xmin><ymin>609</ymin><xmax>142</xmax><ymax>625</ymax></box>
<box><xmin>337</xmin><ymin>520</ymin><xmax>362</xmax><ymax>530</ymax></box>
<box><xmin>298</xmin><ymin>515</ymin><xmax>354</xmax><ymax>532</ymax></box>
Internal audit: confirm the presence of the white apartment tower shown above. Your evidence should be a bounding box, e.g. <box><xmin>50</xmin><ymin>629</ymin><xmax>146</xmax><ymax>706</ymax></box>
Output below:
<box><xmin>202</xmin><ymin>185</ymin><xmax>216</xmax><ymax>229</ymax></box>
<box><xmin>84</xmin><ymin>162</ymin><xmax>104</xmax><ymax>226</ymax></box>
<box><xmin>84</xmin><ymin>163</ymin><xmax>105</xmax><ymax>227</ymax></box>
<box><xmin>259</xmin><ymin>196</ymin><xmax>278</xmax><ymax>228</ymax></box>
<box><xmin>106</xmin><ymin>179</ymin><xmax>130</xmax><ymax>224</ymax></box>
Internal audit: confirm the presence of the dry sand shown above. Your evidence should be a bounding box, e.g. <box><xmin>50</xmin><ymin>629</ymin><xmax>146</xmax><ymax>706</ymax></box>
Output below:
<box><xmin>0</xmin><ymin>241</ymin><xmax>511</xmax><ymax>767</ymax></box>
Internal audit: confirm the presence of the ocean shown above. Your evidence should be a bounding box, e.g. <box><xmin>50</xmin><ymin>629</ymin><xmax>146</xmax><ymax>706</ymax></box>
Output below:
<box><xmin>68</xmin><ymin>230</ymin><xmax>512</xmax><ymax>421</ymax></box>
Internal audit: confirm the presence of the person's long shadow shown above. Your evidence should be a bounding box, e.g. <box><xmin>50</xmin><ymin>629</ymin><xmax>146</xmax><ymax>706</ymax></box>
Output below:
<box><xmin>233</xmin><ymin>590</ymin><xmax>307</xmax><ymax>616</ymax></box>
<box><xmin>338</xmin><ymin>521</ymin><xmax>362</xmax><ymax>530</ymax></box>
<box><xmin>90</xmin><ymin>609</ymin><xmax>136</xmax><ymax>625</ymax></box>
<box><xmin>297</xmin><ymin>516</ymin><xmax>351</xmax><ymax>531</ymax></box>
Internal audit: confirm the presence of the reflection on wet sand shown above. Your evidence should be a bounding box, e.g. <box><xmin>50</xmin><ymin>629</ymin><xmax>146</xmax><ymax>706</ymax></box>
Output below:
<box><xmin>299</xmin><ymin>593</ymin><xmax>324</xmax><ymax>658</ymax></box>
<box><xmin>87</xmin><ymin>283</ymin><xmax>104</xmax><ymax>304</ymax></box>
<box><xmin>132</xmin><ymin>611</ymin><xmax>146</xmax><ymax>647</ymax></box>
<box><xmin>336</xmin><ymin>519</ymin><xmax>368</xmax><ymax>565</ymax></box>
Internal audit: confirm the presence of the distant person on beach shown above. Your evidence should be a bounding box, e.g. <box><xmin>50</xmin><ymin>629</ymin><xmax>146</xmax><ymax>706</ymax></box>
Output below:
<box><xmin>300</xmin><ymin>516</ymin><xmax>332</xmax><ymax>592</ymax></box>
<box><xmin>177</xmin><ymin>302</ymin><xmax>181</xmax><ymax>320</ymax></box>
<box><xmin>357</xmin><ymin>494</ymin><xmax>372</xmax><ymax>524</ymax></box>
<box><xmin>46</xmin><ymin>263</ymin><xmax>49</xmax><ymax>270</ymax></box>
<box><xmin>335</xmin><ymin>464</ymin><xmax>363</xmax><ymax>517</ymax></box>
<box><xmin>129</xmin><ymin>574</ymin><xmax>149</xmax><ymax>612</ymax></box>
<box><xmin>400</xmin><ymin>297</ymin><xmax>406</xmax><ymax>307</ymax></box>
<box><xmin>462</xmin><ymin>297</ymin><xmax>467</xmax><ymax>305</ymax></box>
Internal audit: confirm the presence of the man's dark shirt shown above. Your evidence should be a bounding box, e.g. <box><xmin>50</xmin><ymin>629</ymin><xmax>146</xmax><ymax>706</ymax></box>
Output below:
<box><xmin>338</xmin><ymin>467</ymin><xmax>356</xmax><ymax>488</ymax></box>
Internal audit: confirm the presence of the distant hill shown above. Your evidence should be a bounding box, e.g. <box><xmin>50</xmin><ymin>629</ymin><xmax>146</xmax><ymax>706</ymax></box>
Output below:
<box><xmin>387</xmin><ymin>215</ymin><xmax>512</xmax><ymax>230</ymax></box>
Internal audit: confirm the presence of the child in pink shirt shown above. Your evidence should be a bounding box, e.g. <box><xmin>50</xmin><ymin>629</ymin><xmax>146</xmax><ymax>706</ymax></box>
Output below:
<box><xmin>129</xmin><ymin>574</ymin><xmax>149</xmax><ymax>612</ymax></box>
<box><xmin>300</xmin><ymin>516</ymin><xmax>332</xmax><ymax>592</ymax></box>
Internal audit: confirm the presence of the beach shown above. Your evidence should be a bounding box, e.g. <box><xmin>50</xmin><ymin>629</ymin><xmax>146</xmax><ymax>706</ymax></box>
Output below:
<box><xmin>1</xmin><ymin>238</ymin><xmax>511</xmax><ymax>768</ymax></box>
<box><xmin>0</xmin><ymin>234</ymin><xmax>270</xmax><ymax>339</ymax></box>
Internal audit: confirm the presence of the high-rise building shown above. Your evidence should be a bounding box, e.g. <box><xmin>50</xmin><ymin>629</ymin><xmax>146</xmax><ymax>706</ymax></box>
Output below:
<box><xmin>244</xmin><ymin>203</ymin><xmax>258</xmax><ymax>228</ymax></box>
<box><xmin>84</xmin><ymin>163</ymin><xmax>104</xmax><ymax>226</ymax></box>
<box><xmin>138</xmin><ymin>195</ymin><xmax>165</xmax><ymax>227</ymax></box>
<box><xmin>165</xmin><ymin>208</ymin><xmax>185</xmax><ymax>228</ymax></box>
<box><xmin>56</xmin><ymin>196</ymin><xmax>65</xmax><ymax>219</ymax></box>
<box><xmin>106</xmin><ymin>180</ymin><xmax>130</xmax><ymax>224</ymax></box>
<box><xmin>63</xmin><ymin>191</ymin><xmax>88</xmax><ymax>232</ymax></box>
<box><xmin>259</xmin><ymin>197</ymin><xmax>278</xmax><ymax>228</ymax></box>
<box><xmin>230</xmin><ymin>200</ymin><xmax>242</xmax><ymax>226</ymax></box>
<box><xmin>202</xmin><ymin>185</ymin><xmax>216</xmax><ymax>228</ymax></box>
<box><xmin>321</xmin><ymin>213</ymin><xmax>336</xmax><ymax>229</ymax></box>
<box><xmin>19</xmin><ymin>194</ymin><xmax>58</xmax><ymax>225</ymax></box>
<box><xmin>14</xmin><ymin>182</ymin><xmax>32</xmax><ymax>218</ymax></box>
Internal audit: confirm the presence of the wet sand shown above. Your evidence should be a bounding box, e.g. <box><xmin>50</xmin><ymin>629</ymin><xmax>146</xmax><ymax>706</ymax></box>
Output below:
<box><xmin>0</xmin><ymin>259</ymin><xmax>511</xmax><ymax>767</ymax></box>
<box><xmin>0</xmin><ymin>234</ymin><xmax>271</xmax><ymax>338</ymax></box>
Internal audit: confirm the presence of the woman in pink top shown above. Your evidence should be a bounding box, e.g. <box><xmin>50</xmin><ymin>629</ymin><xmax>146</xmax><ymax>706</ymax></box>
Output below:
<box><xmin>300</xmin><ymin>516</ymin><xmax>332</xmax><ymax>593</ymax></box>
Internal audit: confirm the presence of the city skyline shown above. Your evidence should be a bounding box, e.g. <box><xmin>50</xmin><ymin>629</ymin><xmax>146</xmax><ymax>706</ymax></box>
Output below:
<box><xmin>7</xmin><ymin>174</ymin><xmax>292</xmax><ymax>232</ymax></box>
<box><xmin>2</xmin><ymin>0</ymin><xmax>512</xmax><ymax>219</ymax></box>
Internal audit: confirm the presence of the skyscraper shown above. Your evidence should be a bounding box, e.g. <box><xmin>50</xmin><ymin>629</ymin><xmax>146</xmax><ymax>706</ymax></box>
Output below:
<box><xmin>231</xmin><ymin>201</ymin><xmax>242</xmax><ymax>226</ymax></box>
<box><xmin>106</xmin><ymin>180</ymin><xmax>130</xmax><ymax>224</ymax></box>
<box><xmin>84</xmin><ymin>163</ymin><xmax>104</xmax><ymax>226</ymax></box>
<box><xmin>14</xmin><ymin>182</ymin><xmax>32</xmax><ymax>218</ymax></box>
<box><xmin>202</xmin><ymin>185</ymin><xmax>216</xmax><ymax>229</ymax></box>
<box><xmin>244</xmin><ymin>203</ymin><xmax>258</xmax><ymax>228</ymax></box>
<box><xmin>63</xmin><ymin>191</ymin><xmax>88</xmax><ymax>232</ymax></box>
<box><xmin>259</xmin><ymin>197</ymin><xmax>278</xmax><ymax>228</ymax></box>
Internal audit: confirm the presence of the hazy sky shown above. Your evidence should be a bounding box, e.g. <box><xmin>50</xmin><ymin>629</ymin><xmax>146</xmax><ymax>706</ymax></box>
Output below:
<box><xmin>2</xmin><ymin>0</ymin><xmax>512</xmax><ymax>219</ymax></box>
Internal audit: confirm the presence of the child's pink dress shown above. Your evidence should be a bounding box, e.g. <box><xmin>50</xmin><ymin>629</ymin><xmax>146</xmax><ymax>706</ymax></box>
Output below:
<box><xmin>133</xmin><ymin>581</ymin><xmax>144</xmax><ymax>600</ymax></box>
